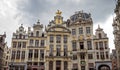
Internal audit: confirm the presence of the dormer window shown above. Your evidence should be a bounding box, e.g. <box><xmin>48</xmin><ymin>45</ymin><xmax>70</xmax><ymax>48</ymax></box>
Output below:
<box><xmin>36</xmin><ymin>31</ymin><xmax>39</xmax><ymax>37</ymax></box>
<box><xmin>98</xmin><ymin>33</ymin><xmax>102</xmax><ymax>39</ymax></box>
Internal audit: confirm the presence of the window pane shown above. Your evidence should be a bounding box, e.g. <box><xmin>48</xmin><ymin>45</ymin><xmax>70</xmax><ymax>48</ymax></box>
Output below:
<box><xmin>56</xmin><ymin>45</ymin><xmax>61</xmax><ymax>56</ymax></box>
<box><xmin>72</xmin><ymin>29</ymin><xmax>76</xmax><ymax>35</ymax></box>
<box><xmin>86</xmin><ymin>27</ymin><xmax>90</xmax><ymax>34</ymax></box>
<box><xmin>34</xmin><ymin>49</ymin><xmax>38</xmax><ymax>58</ymax></box>
<box><xmin>49</xmin><ymin>45</ymin><xmax>53</xmax><ymax>56</ymax></box>
<box><xmin>88</xmin><ymin>54</ymin><xmax>93</xmax><ymax>59</ymax></box>
<box><xmin>23</xmin><ymin>42</ymin><xmax>26</xmax><ymax>48</ymax></box>
<box><xmin>41</xmin><ymin>40</ymin><xmax>44</xmax><ymax>47</ymax></box>
<box><xmin>80</xmin><ymin>42</ymin><xmax>84</xmax><ymax>49</ymax></box>
<box><xmin>63</xmin><ymin>35</ymin><xmax>67</xmax><ymax>43</ymax></box>
<box><xmin>99</xmin><ymin>41</ymin><xmax>103</xmax><ymax>50</ymax></box>
<box><xmin>28</xmin><ymin>50</ymin><xmax>33</xmax><ymax>59</ymax></box>
<box><xmin>56</xmin><ymin>35</ymin><xmax>61</xmax><ymax>43</ymax></box>
<box><xmin>72</xmin><ymin>41</ymin><xmax>77</xmax><ymax>51</ymax></box>
<box><xmin>87</xmin><ymin>41</ymin><xmax>92</xmax><ymax>50</ymax></box>
<box><xmin>13</xmin><ymin>42</ymin><xmax>17</xmax><ymax>48</ymax></box>
<box><xmin>79</xmin><ymin>27</ymin><xmax>83</xmax><ymax>34</ymax></box>
<box><xmin>30</xmin><ymin>39</ymin><xmax>33</xmax><ymax>46</ymax></box>
<box><xmin>50</xmin><ymin>35</ymin><xmax>54</xmax><ymax>43</ymax></box>
<box><xmin>35</xmin><ymin>40</ymin><xmax>39</xmax><ymax>47</ymax></box>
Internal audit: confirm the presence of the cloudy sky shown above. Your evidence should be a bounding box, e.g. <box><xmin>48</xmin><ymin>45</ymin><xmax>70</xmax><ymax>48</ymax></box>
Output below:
<box><xmin>0</xmin><ymin>0</ymin><xmax>116</xmax><ymax>52</ymax></box>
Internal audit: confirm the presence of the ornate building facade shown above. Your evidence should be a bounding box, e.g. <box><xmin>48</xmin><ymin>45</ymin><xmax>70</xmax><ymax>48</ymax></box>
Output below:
<box><xmin>0</xmin><ymin>33</ymin><xmax>6</xmax><ymax>70</ymax></box>
<box><xmin>110</xmin><ymin>49</ymin><xmax>117</xmax><ymax>70</ymax></box>
<box><xmin>113</xmin><ymin>0</ymin><xmax>120</xmax><ymax>69</ymax></box>
<box><xmin>9</xmin><ymin>10</ymin><xmax>111</xmax><ymax>70</ymax></box>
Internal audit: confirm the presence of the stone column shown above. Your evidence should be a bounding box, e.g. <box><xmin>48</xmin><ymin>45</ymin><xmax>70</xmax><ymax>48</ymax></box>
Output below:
<box><xmin>25</xmin><ymin>64</ymin><xmax>27</xmax><ymax>70</ymax></box>
<box><xmin>61</xmin><ymin>61</ymin><xmax>64</xmax><ymax>70</ymax></box>
<box><xmin>68</xmin><ymin>61</ymin><xmax>71</xmax><ymax>70</ymax></box>
<box><xmin>45</xmin><ymin>61</ymin><xmax>49</xmax><ymax>70</ymax></box>
<box><xmin>18</xmin><ymin>66</ymin><xmax>20</xmax><ymax>70</ymax></box>
<box><xmin>33</xmin><ymin>50</ymin><xmax>34</xmax><ymax>61</ymax></box>
<box><xmin>53</xmin><ymin>61</ymin><xmax>56</xmax><ymax>70</ymax></box>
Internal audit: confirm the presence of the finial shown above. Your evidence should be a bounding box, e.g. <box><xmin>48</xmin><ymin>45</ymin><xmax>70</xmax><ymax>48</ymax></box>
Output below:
<box><xmin>37</xmin><ymin>19</ymin><xmax>40</xmax><ymax>24</ymax></box>
<box><xmin>98</xmin><ymin>24</ymin><xmax>100</xmax><ymax>28</ymax></box>
<box><xmin>56</xmin><ymin>10</ymin><xmax>62</xmax><ymax>16</ymax></box>
<box><xmin>21</xmin><ymin>24</ymin><xmax>23</xmax><ymax>26</ymax></box>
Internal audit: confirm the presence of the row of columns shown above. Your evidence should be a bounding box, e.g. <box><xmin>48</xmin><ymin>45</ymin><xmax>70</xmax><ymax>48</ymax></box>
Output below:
<box><xmin>46</xmin><ymin>60</ymin><xmax>71</xmax><ymax>70</ymax></box>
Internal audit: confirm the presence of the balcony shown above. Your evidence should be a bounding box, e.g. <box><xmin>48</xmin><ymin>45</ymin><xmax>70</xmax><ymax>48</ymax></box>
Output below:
<box><xmin>77</xmin><ymin>49</ymin><xmax>87</xmax><ymax>53</ymax></box>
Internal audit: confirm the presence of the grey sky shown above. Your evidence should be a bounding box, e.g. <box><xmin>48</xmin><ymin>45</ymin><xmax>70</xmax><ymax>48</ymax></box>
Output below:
<box><xmin>0</xmin><ymin>0</ymin><xmax>116</xmax><ymax>50</ymax></box>
<box><xmin>16</xmin><ymin>0</ymin><xmax>115</xmax><ymax>25</ymax></box>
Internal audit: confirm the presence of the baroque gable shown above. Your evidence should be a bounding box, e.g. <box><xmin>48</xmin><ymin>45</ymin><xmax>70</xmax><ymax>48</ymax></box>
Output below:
<box><xmin>46</xmin><ymin>25</ymin><xmax>71</xmax><ymax>33</ymax></box>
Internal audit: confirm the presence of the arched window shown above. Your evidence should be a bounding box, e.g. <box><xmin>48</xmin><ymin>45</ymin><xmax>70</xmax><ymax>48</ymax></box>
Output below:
<box><xmin>98</xmin><ymin>33</ymin><xmax>102</xmax><ymax>39</ymax></box>
<box><xmin>36</xmin><ymin>31</ymin><xmax>39</xmax><ymax>37</ymax></box>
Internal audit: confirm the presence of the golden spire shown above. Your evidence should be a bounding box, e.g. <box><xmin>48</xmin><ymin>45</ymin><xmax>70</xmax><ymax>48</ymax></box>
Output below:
<box><xmin>56</xmin><ymin>10</ymin><xmax>62</xmax><ymax>16</ymax></box>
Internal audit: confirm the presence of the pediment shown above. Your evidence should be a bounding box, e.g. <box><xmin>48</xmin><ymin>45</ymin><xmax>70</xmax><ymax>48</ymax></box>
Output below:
<box><xmin>46</xmin><ymin>25</ymin><xmax>71</xmax><ymax>33</ymax></box>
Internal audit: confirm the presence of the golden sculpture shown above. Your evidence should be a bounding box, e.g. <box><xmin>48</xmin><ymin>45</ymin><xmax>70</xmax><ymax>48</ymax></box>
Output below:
<box><xmin>56</xmin><ymin>10</ymin><xmax>62</xmax><ymax>16</ymax></box>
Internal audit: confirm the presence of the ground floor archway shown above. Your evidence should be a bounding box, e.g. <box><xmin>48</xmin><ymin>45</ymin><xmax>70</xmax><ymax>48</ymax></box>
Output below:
<box><xmin>98</xmin><ymin>65</ymin><xmax>110</xmax><ymax>70</ymax></box>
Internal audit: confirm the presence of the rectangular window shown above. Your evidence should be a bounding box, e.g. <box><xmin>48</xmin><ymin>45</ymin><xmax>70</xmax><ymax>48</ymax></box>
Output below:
<box><xmin>50</xmin><ymin>35</ymin><xmax>54</xmax><ymax>43</ymax></box>
<box><xmin>95</xmin><ymin>42</ymin><xmax>98</xmax><ymax>50</ymax></box>
<box><xmin>13</xmin><ymin>42</ymin><xmax>17</xmax><ymax>48</ymax></box>
<box><xmin>16</xmin><ymin>51</ymin><xmax>20</xmax><ymax>59</ymax></box>
<box><xmin>56</xmin><ymin>45</ymin><xmax>61</xmax><ymax>56</ymax></box>
<box><xmin>100</xmin><ymin>52</ymin><xmax>104</xmax><ymax>59</ymax></box>
<box><xmin>21</xmin><ymin>51</ymin><xmax>25</xmax><ymax>59</ymax></box>
<box><xmin>96</xmin><ymin>52</ymin><xmax>99</xmax><ymax>59</ymax></box>
<box><xmin>88</xmin><ymin>63</ymin><xmax>94</xmax><ymax>70</ymax></box>
<box><xmin>23</xmin><ymin>42</ymin><xmax>26</xmax><ymax>48</ymax></box>
<box><xmin>11</xmin><ymin>51</ymin><xmax>16</xmax><ymax>59</ymax></box>
<box><xmin>56</xmin><ymin>35</ymin><xmax>61</xmax><ymax>43</ymax></box>
<box><xmin>34</xmin><ymin>62</ymin><xmax>38</xmax><ymax>66</ymax></box>
<box><xmin>80</xmin><ymin>42</ymin><xmax>84</xmax><ymax>49</ymax></box>
<box><xmin>64</xmin><ymin>61</ymin><xmax>68</xmax><ymax>70</ymax></box>
<box><xmin>73</xmin><ymin>63</ymin><xmax>78</xmax><ymax>69</ymax></box>
<box><xmin>30</xmin><ymin>39</ymin><xmax>33</xmax><ymax>46</ymax></box>
<box><xmin>79</xmin><ymin>27</ymin><xmax>83</xmax><ymax>34</ymax></box>
<box><xmin>73</xmin><ymin>55</ymin><xmax>77</xmax><ymax>60</ymax></box>
<box><xmin>81</xmin><ymin>66</ymin><xmax>85</xmax><ymax>70</ymax></box>
<box><xmin>104</xmin><ymin>41</ymin><xmax>108</xmax><ymax>49</ymax></box>
<box><xmin>28</xmin><ymin>50</ymin><xmax>33</xmax><ymax>59</ymax></box>
<box><xmin>64</xmin><ymin>45</ymin><xmax>67</xmax><ymax>56</ymax></box>
<box><xmin>49</xmin><ymin>45</ymin><xmax>53</xmax><ymax>56</ymax></box>
<box><xmin>34</xmin><ymin>49</ymin><xmax>38</xmax><ymax>58</ymax></box>
<box><xmin>88</xmin><ymin>54</ymin><xmax>93</xmax><ymax>59</ymax></box>
<box><xmin>35</xmin><ymin>40</ymin><xmax>39</xmax><ymax>47</ymax></box>
<box><xmin>40</xmin><ymin>50</ymin><xmax>44</xmax><ymax>59</ymax></box>
<box><xmin>63</xmin><ymin>35</ymin><xmax>67</xmax><ymax>43</ymax></box>
<box><xmin>87</xmin><ymin>41</ymin><xmax>92</xmax><ymax>50</ymax></box>
<box><xmin>106</xmin><ymin>51</ymin><xmax>109</xmax><ymax>59</ymax></box>
<box><xmin>41</xmin><ymin>40</ymin><xmax>44</xmax><ymax>47</ymax></box>
<box><xmin>72</xmin><ymin>29</ymin><xmax>76</xmax><ymax>35</ymax></box>
<box><xmin>80</xmin><ymin>53</ymin><xmax>85</xmax><ymax>59</ymax></box>
<box><xmin>72</xmin><ymin>41</ymin><xmax>77</xmax><ymax>51</ymax></box>
<box><xmin>18</xmin><ymin>42</ymin><xmax>21</xmax><ymax>48</ymax></box>
<box><xmin>99</xmin><ymin>41</ymin><xmax>103</xmax><ymax>50</ymax></box>
<box><xmin>86</xmin><ymin>27</ymin><xmax>90</xmax><ymax>34</ymax></box>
